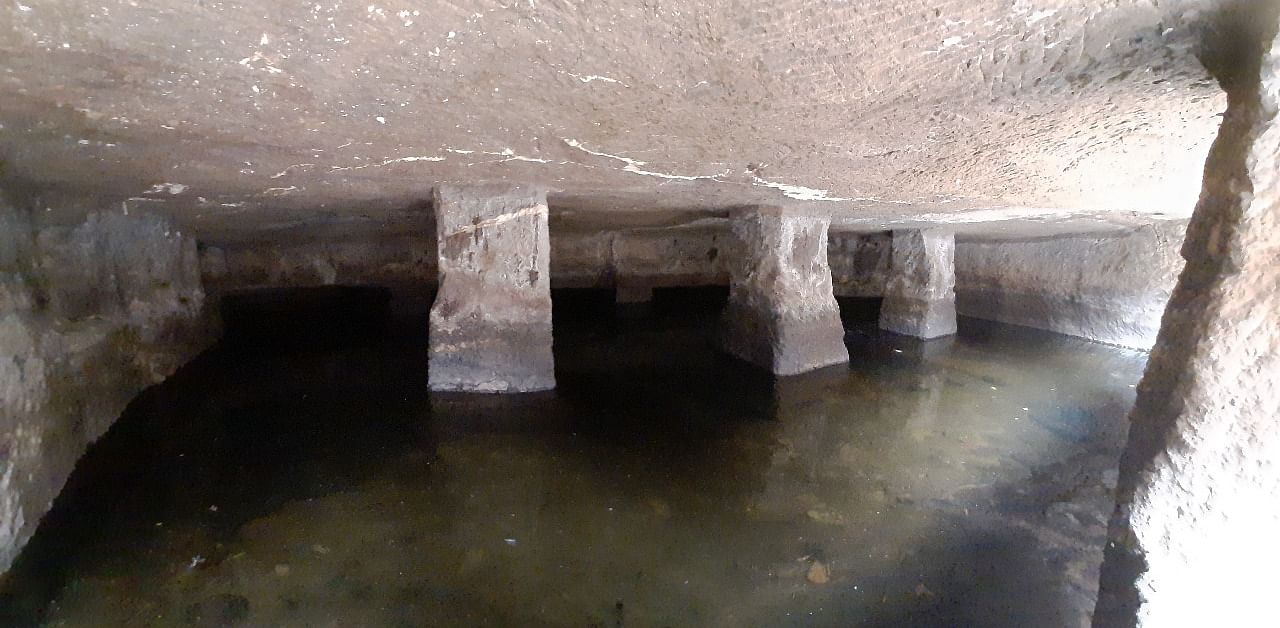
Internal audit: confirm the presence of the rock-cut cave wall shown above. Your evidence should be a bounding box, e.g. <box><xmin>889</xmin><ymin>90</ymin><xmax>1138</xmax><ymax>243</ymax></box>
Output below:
<box><xmin>0</xmin><ymin>198</ymin><xmax>1189</xmax><ymax>578</ymax></box>
<box><xmin>954</xmin><ymin>222</ymin><xmax>1188</xmax><ymax>350</ymax></box>
<box><xmin>198</xmin><ymin>220</ymin><xmax>1183</xmax><ymax>352</ymax></box>
<box><xmin>201</xmin><ymin>226</ymin><xmax>891</xmax><ymax>300</ymax></box>
<box><xmin>0</xmin><ymin>200</ymin><xmax>211</xmax><ymax>575</ymax></box>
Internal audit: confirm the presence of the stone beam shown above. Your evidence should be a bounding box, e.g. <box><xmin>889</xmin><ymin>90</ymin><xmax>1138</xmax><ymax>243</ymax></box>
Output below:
<box><xmin>716</xmin><ymin>206</ymin><xmax>849</xmax><ymax>375</ymax></box>
<box><xmin>879</xmin><ymin>229</ymin><xmax>957</xmax><ymax>339</ymax></box>
<box><xmin>429</xmin><ymin>184</ymin><xmax>555</xmax><ymax>393</ymax></box>
<box><xmin>1093</xmin><ymin>8</ymin><xmax>1280</xmax><ymax>627</ymax></box>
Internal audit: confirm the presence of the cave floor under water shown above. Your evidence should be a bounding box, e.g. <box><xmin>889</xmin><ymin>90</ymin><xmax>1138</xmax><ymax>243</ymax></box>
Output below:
<box><xmin>1</xmin><ymin>301</ymin><xmax>1148</xmax><ymax>627</ymax></box>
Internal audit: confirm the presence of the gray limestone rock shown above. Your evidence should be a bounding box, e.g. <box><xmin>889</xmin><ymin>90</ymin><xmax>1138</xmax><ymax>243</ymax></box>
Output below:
<box><xmin>879</xmin><ymin>229</ymin><xmax>957</xmax><ymax>339</ymax></box>
<box><xmin>428</xmin><ymin>184</ymin><xmax>555</xmax><ymax>393</ymax></box>
<box><xmin>716</xmin><ymin>207</ymin><xmax>849</xmax><ymax>375</ymax></box>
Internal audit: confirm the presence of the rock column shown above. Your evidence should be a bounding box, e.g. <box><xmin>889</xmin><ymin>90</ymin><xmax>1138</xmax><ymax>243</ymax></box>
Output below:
<box><xmin>716</xmin><ymin>206</ymin><xmax>849</xmax><ymax>375</ymax></box>
<box><xmin>1093</xmin><ymin>9</ymin><xmax>1280</xmax><ymax>627</ymax></box>
<box><xmin>429</xmin><ymin>184</ymin><xmax>555</xmax><ymax>392</ymax></box>
<box><xmin>879</xmin><ymin>229</ymin><xmax>957</xmax><ymax>339</ymax></box>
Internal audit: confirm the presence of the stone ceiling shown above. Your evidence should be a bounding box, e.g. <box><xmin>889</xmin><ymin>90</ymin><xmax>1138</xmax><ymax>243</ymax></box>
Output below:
<box><xmin>0</xmin><ymin>0</ymin><xmax>1229</xmax><ymax>238</ymax></box>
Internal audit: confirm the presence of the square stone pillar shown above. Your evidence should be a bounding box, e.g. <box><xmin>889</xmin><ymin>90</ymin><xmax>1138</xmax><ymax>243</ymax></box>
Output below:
<box><xmin>879</xmin><ymin>229</ymin><xmax>957</xmax><ymax>339</ymax></box>
<box><xmin>715</xmin><ymin>206</ymin><xmax>849</xmax><ymax>375</ymax></box>
<box><xmin>429</xmin><ymin>184</ymin><xmax>555</xmax><ymax>392</ymax></box>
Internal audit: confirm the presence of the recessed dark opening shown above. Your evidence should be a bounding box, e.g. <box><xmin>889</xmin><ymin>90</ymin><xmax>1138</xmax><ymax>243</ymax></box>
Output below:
<box><xmin>652</xmin><ymin>285</ymin><xmax>729</xmax><ymax>314</ymax></box>
<box><xmin>836</xmin><ymin>296</ymin><xmax>884</xmax><ymax>324</ymax></box>
<box><xmin>219</xmin><ymin>286</ymin><xmax>393</xmax><ymax>350</ymax></box>
<box><xmin>550</xmin><ymin>288</ymin><xmax>616</xmax><ymax>323</ymax></box>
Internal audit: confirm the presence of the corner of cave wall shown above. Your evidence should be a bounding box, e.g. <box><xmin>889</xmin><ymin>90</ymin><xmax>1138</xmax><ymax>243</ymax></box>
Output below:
<box><xmin>953</xmin><ymin>222</ymin><xmax>1188</xmax><ymax>350</ymax></box>
<box><xmin>0</xmin><ymin>199</ymin><xmax>214</xmax><ymax>575</ymax></box>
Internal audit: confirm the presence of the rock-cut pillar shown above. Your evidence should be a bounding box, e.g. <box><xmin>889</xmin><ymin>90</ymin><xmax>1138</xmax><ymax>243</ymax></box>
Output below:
<box><xmin>715</xmin><ymin>206</ymin><xmax>849</xmax><ymax>375</ymax></box>
<box><xmin>429</xmin><ymin>184</ymin><xmax>555</xmax><ymax>392</ymax></box>
<box><xmin>879</xmin><ymin>228</ymin><xmax>957</xmax><ymax>339</ymax></box>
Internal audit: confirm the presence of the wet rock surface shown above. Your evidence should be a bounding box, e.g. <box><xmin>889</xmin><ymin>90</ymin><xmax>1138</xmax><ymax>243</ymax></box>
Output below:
<box><xmin>954</xmin><ymin>222</ymin><xmax>1187</xmax><ymax>350</ymax></box>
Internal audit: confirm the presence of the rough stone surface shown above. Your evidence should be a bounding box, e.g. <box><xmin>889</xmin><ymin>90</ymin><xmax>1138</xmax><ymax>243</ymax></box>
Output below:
<box><xmin>880</xmin><ymin>229</ymin><xmax>957</xmax><ymax>339</ymax></box>
<box><xmin>1094</xmin><ymin>6</ymin><xmax>1280</xmax><ymax>626</ymax></box>
<box><xmin>429</xmin><ymin>185</ymin><xmax>554</xmax><ymax>393</ymax></box>
<box><xmin>0</xmin><ymin>0</ymin><xmax>1270</xmax><ymax>607</ymax></box>
<box><xmin>201</xmin><ymin>231</ymin><xmax>436</xmax><ymax>295</ymax></box>
<box><xmin>829</xmin><ymin>231</ymin><xmax>891</xmax><ymax>298</ymax></box>
<box><xmin>955</xmin><ymin>222</ymin><xmax>1187</xmax><ymax>350</ymax></box>
<box><xmin>198</xmin><ymin>220</ymin><xmax>439</xmax><ymax>319</ymax></box>
<box><xmin>0</xmin><ymin>201</ymin><xmax>209</xmax><ymax>575</ymax></box>
<box><xmin>0</xmin><ymin>0</ymin><xmax>1230</xmax><ymax>240</ymax></box>
<box><xmin>716</xmin><ymin>207</ymin><xmax>849</xmax><ymax>375</ymax></box>
<box><xmin>550</xmin><ymin>225</ymin><xmax>733</xmax><ymax>290</ymax></box>
<box><xmin>195</xmin><ymin>219</ymin><xmax>894</xmax><ymax>306</ymax></box>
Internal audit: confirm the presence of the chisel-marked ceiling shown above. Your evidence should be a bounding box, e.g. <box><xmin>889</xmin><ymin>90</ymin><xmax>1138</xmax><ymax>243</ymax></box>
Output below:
<box><xmin>0</xmin><ymin>0</ymin><xmax>1228</xmax><ymax>237</ymax></box>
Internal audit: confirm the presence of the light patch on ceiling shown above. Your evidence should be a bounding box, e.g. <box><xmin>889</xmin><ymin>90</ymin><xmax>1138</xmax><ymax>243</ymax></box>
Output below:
<box><xmin>146</xmin><ymin>182</ymin><xmax>188</xmax><ymax>195</ymax></box>
<box><xmin>566</xmin><ymin>73</ymin><xmax>627</xmax><ymax>86</ymax></box>
<box><xmin>563</xmin><ymin>139</ymin><xmax>727</xmax><ymax>181</ymax></box>
<box><xmin>747</xmin><ymin>175</ymin><xmax>850</xmax><ymax>202</ymax></box>
<box><xmin>328</xmin><ymin>155</ymin><xmax>446</xmax><ymax>172</ymax></box>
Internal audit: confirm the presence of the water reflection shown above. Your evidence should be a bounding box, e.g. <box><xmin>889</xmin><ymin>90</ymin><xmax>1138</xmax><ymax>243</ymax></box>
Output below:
<box><xmin>0</xmin><ymin>308</ymin><xmax>1146</xmax><ymax>627</ymax></box>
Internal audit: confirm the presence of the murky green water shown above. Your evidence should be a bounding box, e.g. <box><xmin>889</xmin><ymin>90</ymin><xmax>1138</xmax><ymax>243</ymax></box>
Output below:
<box><xmin>0</xmin><ymin>293</ymin><xmax>1147</xmax><ymax>627</ymax></box>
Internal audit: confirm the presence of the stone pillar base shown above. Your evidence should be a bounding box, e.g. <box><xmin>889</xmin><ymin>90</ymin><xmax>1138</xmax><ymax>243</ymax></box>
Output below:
<box><xmin>428</xmin><ymin>323</ymin><xmax>555</xmax><ymax>392</ymax></box>
<box><xmin>718</xmin><ymin>309</ymin><xmax>849</xmax><ymax>376</ymax></box>
<box><xmin>879</xmin><ymin>296</ymin><xmax>957</xmax><ymax>339</ymax></box>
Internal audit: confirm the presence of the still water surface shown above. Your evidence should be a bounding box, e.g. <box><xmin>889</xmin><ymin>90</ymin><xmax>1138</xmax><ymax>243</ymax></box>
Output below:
<box><xmin>0</xmin><ymin>294</ymin><xmax>1147</xmax><ymax>627</ymax></box>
